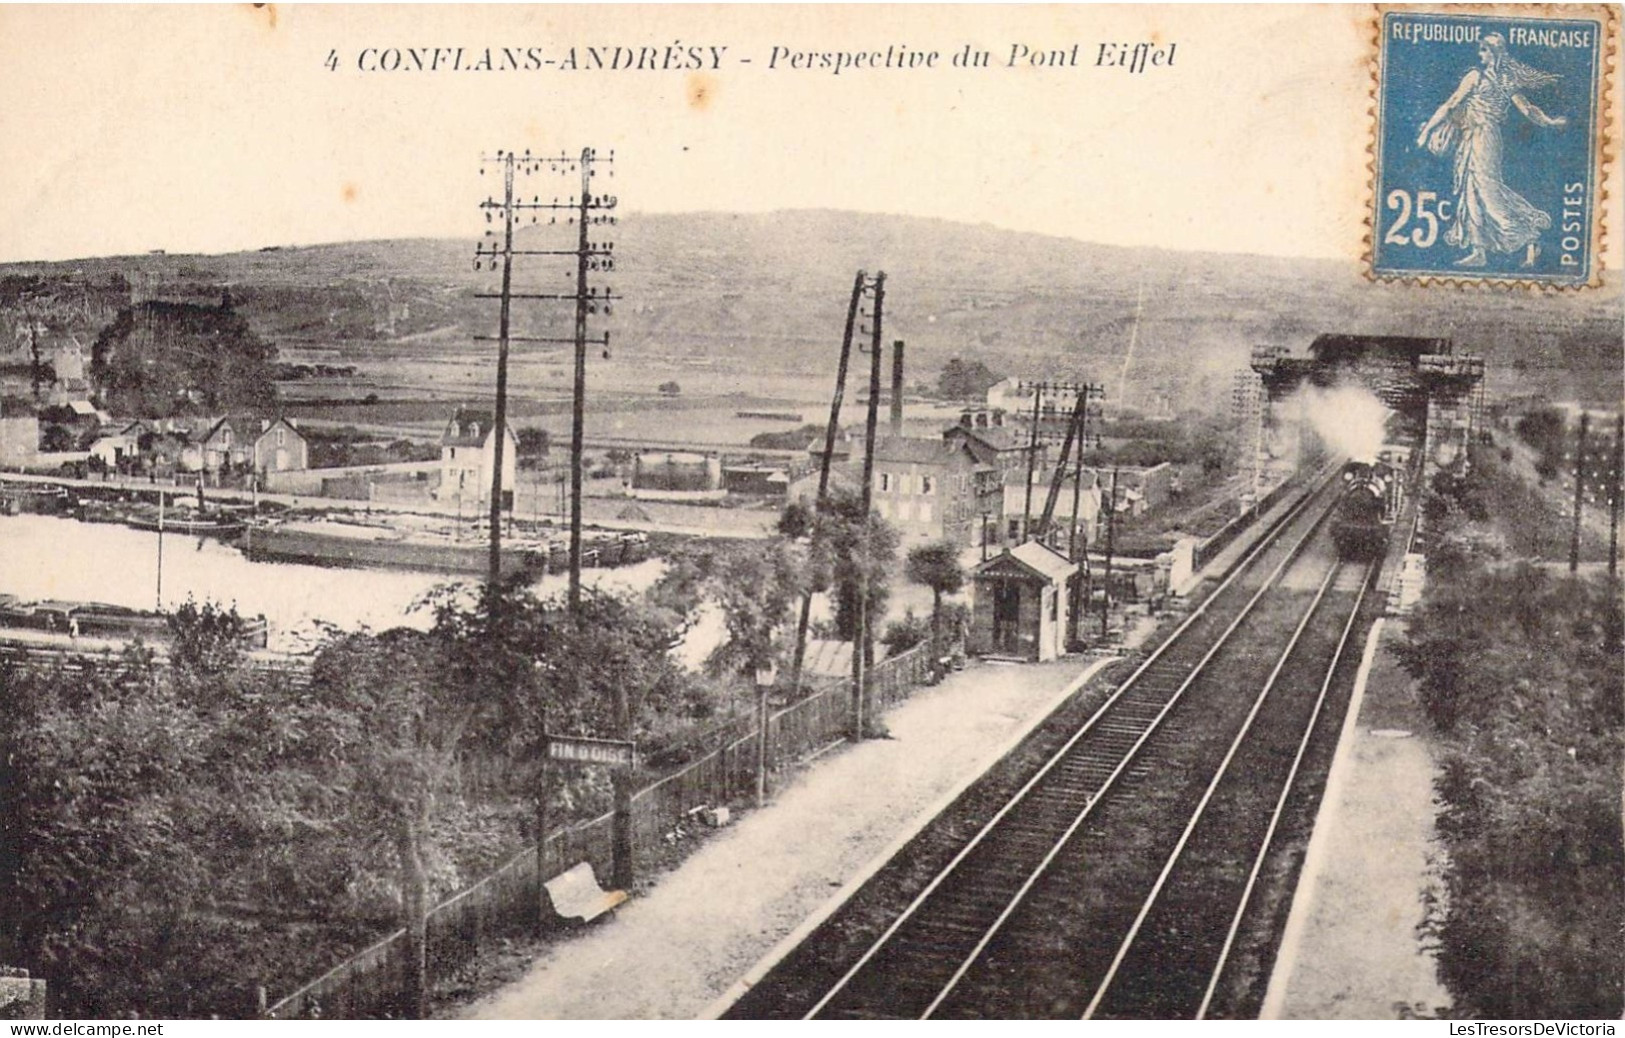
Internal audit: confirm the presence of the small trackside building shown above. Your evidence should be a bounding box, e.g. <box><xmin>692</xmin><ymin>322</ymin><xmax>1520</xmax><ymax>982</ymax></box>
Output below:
<box><xmin>970</xmin><ymin>540</ymin><xmax>1077</xmax><ymax>662</ymax></box>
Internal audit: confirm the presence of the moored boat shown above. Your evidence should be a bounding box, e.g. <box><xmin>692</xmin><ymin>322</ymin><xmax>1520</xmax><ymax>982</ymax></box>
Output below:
<box><xmin>0</xmin><ymin>480</ymin><xmax>69</xmax><ymax>516</ymax></box>
<box><xmin>124</xmin><ymin>513</ymin><xmax>245</xmax><ymax>536</ymax></box>
<box><xmin>0</xmin><ymin>595</ymin><xmax>266</xmax><ymax>648</ymax></box>
<box><xmin>238</xmin><ymin>519</ymin><xmax>648</xmax><ymax>577</ymax></box>
<box><xmin>240</xmin><ymin>519</ymin><xmax>549</xmax><ymax>577</ymax></box>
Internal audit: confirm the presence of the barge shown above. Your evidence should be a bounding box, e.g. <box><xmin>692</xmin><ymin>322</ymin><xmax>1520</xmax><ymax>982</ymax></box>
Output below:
<box><xmin>71</xmin><ymin>498</ymin><xmax>246</xmax><ymax>539</ymax></box>
<box><xmin>0</xmin><ymin>481</ymin><xmax>69</xmax><ymax>516</ymax></box>
<box><xmin>240</xmin><ymin>519</ymin><xmax>647</xmax><ymax>576</ymax></box>
<box><xmin>0</xmin><ymin>594</ymin><xmax>268</xmax><ymax>648</ymax></box>
<box><xmin>124</xmin><ymin>512</ymin><xmax>246</xmax><ymax>537</ymax></box>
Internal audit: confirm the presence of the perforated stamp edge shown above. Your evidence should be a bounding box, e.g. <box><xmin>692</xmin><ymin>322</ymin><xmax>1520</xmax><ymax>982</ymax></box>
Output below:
<box><xmin>1363</xmin><ymin>3</ymin><xmax>1619</xmax><ymax>291</ymax></box>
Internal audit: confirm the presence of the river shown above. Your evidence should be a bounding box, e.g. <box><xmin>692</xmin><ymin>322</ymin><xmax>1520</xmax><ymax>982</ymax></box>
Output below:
<box><xmin>0</xmin><ymin>514</ymin><xmax>670</xmax><ymax>653</ymax></box>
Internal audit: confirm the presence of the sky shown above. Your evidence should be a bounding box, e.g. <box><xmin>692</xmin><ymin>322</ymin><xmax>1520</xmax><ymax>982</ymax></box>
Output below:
<box><xmin>0</xmin><ymin>4</ymin><xmax>1618</xmax><ymax>266</ymax></box>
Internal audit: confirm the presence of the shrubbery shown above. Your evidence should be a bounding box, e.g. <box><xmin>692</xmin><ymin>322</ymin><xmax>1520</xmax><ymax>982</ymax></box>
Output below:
<box><xmin>881</xmin><ymin>611</ymin><xmax>930</xmax><ymax>656</ymax></box>
<box><xmin>0</xmin><ymin>585</ymin><xmax>717</xmax><ymax>1018</ymax></box>
<box><xmin>750</xmin><ymin>423</ymin><xmax>824</xmax><ymax>452</ymax></box>
<box><xmin>1396</xmin><ymin>455</ymin><xmax>1623</xmax><ymax>1017</ymax></box>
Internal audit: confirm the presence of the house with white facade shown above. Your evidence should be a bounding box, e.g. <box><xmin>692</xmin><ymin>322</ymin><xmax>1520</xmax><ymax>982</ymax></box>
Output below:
<box><xmin>437</xmin><ymin>408</ymin><xmax>517</xmax><ymax>507</ymax></box>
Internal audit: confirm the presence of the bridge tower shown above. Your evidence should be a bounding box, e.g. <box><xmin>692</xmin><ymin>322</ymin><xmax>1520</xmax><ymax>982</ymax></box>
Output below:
<box><xmin>1417</xmin><ymin>353</ymin><xmax>1485</xmax><ymax>480</ymax></box>
<box><xmin>1247</xmin><ymin>335</ymin><xmax>1485</xmax><ymax>486</ymax></box>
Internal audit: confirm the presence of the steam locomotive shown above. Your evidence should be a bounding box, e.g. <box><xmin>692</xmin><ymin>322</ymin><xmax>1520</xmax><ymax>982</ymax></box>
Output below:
<box><xmin>1329</xmin><ymin>455</ymin><xmax>1404</xmax><ymax>561</ymax></box>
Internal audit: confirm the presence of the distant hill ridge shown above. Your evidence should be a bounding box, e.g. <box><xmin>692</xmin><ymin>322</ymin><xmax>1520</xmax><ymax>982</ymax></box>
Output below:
<box><xmin>2</xmin><ymin>210</ymin><xmax>1619</xmax><ymax>409</ymax></box>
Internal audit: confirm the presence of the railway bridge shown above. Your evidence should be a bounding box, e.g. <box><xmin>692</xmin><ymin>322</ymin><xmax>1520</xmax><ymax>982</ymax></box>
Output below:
<box><xmin>1249</xmin><ymin>333</ymin><xmax>1485</xmax><ymax>486</ymax></box>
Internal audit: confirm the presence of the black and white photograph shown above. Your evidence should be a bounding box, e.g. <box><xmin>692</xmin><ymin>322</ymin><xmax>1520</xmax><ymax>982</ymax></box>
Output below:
<box><xmin>0</xmin><ymin>3</ymin><xmax>1619</xmax><ymax>1024</ymax></box>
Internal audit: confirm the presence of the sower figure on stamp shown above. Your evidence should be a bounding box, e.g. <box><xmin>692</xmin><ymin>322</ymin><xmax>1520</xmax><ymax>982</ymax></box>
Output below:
<box><xmin>1416</xmin><ymin>33</ymin><xmax>1567</xmax><ymax>269</ymax></box>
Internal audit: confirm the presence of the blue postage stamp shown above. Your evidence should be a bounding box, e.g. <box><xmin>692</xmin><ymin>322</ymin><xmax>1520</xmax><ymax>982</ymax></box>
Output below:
<box><xmin>1372</xmin><ymin>7</ymin><xmax>1611</xmax><ymax>286</ymax></box>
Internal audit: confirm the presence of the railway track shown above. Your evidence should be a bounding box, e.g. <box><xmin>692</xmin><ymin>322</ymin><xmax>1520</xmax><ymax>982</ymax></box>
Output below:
<box><xmin>1079</xmin><ymin>554</ymin><xmax>1374</xmax><ymax>1018</ymax></box>
<box><xmin>724</xmin><ymin>472</ymin><xmax>1383</xmax><ymax>1019</ymax></box>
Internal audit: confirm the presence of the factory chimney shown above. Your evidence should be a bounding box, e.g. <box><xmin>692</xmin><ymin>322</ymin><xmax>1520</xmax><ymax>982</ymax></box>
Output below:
<box><xmin>890</xmin><ymin>340</ymin><xmax>905</xmax><ymax>436</ymax></box>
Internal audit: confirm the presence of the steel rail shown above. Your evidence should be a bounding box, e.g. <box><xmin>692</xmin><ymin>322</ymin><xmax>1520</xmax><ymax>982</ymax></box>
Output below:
<box><xmin>1080</xmin><ymin>557</ymin><xmax>1343</xmax><ymax>1019</ymax></box>
<box><xmin>1193</xmin><ymin>563</ymin><xmax>1375</xmax><ymax>1018</ymax></box>
<box><xmin>802</xmin><ymin>474</ymin><xmax>1336</xmax><ymax>1019</ymax></box>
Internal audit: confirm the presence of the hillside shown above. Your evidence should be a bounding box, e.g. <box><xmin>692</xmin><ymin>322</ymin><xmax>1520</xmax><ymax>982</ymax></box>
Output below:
<box><xmin>2</xmin><ymin>211</ymin><xmax>1619</xmax><ymax>412</ymax></box>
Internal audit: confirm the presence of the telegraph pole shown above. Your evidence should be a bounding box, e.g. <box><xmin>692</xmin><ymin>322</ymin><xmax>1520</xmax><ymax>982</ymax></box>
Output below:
<box><xmin>476</xmin><ymin>149</ymin><xmax>627</xmax><ymax>888</ymax></box>
<box><xmin>475</xmin><ymin>147</ymin><xmax>618</xmax><ymax>613</ymax></box>
<box><xmin>1610</xmin><ymin>414</ymin><xmax>1622</xmax><ymax>577</ymax></box>
<box><xmin>1022</xmin><ymin>383</ymin><xmax>1044</xmax><ymax>539</ymax></box>
<box><xmin>1034</xmin><ymin>383</ymin><xmax>1103</xmax><ymax>543</ymax></box>
<box><xmin>566</xmin><ymin>158</ymin><xmax>595</xmax><ymax>615</ymax></box>
<box><xmin>789</xmin><ymin>272</ymin><xmax>866</xmax><ymax>693</ymax></box>
<box><xmin>853</xmin><ymin>272</ymin><xmax>885</xmax><ymax>740</ymax></box>
<box><xmin>1101</xmin><ymin>464</ymin><xmax>1119</xmax><ymax>636</ymax></box>
<box><xmin>1066</xmin><ymin>385</ymin><xmax>1103</xmax><ymax>648</ymax></box>
<box><xmin>155</xmin><ymin>490</ymin><xmax>164</xmax><ymax>611</ymax></box>
<box><xmin>1570</xmin><ymin>412</ymin><xmax>1588</xmax><ymax>574</ymax></box>
<box><xmin>487</xmin><ymin>153</ymin><xmax>517</xmax><ymax>589</ymax></box>
<box><xmin>1068</xmin><ymin>428</ymin><xmax>1088</xmax><ymax>648</ymax></box>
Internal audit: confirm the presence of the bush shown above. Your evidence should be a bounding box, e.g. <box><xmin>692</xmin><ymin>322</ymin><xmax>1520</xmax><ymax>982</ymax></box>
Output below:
<box><xmin>516</xmin><ymin>427</ymin><xmax>549</xmax><ymax>457</ymax></box>
<box><xmin>777</xmin><ymin>500</ymin><xmax>813</xmax><ymax>539</ymax></box>
<box><xmin>881</xmin><ymin>611</ymin><xmax>930</xmax><ymax>657</ymax></box>
<box><xmin>751</xmin><ymin>423</ymin><xmax>824</xmax><ymax>452</ymax></box>
<box><xmin>1398</xmin><ymin>563</ymin><xmax>1622</xmax><ymax>1016</ymax></box>
<box><xmin>40</xmin><ymin>425</ymin><xmax>74</xmax><ymax>452</ymax></box>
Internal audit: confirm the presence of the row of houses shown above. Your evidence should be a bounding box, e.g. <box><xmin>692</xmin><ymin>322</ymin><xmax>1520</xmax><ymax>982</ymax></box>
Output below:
<box><xmin>589</xmin><ymin>403</ymin><xmax>1174</xmax><ymax>554</ymax></box>
<box><xmin>868</xmin><ymin>409</ymin><xmax>1175</xmax><ymax>550</ymax></box>
<box><xmin>0</xmin><ymin>386</ymin><xmax>314</xmax><ymax>482</ymax></box>
<box><xmin>87</xmin><ymin>414</ymin><xmax>309</xmax><ymax>479</ymax></box>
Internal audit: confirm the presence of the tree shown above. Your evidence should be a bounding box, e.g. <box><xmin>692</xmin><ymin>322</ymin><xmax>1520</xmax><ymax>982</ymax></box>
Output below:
<box><xmin>1397</xmin><ymin>562</ymin><xmax>1623</xmax><ymax>1016</ymax></box>
<box><xmin>516</xmin><ymin>427</ymin><xmax>550</xmax><ymax>458</ymax></box>
<box><xmin>167</xmin><ymin>598</ymin><xmax>248</xmax><ymax>678</ymax></box>
<box><xmin>656</xmin><ymin>540</ymin><xmax>807</xmax><ymax>679</ymax></box>
<box><xmin>38</xmin><ymin>424</ymin><xmax>73</xmax><ymax>452</ymax></box>
<box><xmin>657</xmin><ymin>380</ymin><xmax>681</xmax><ymax>397</ymax></box>
<box><xmin>306</xmin><ymin>628</ymin><xmax>494</xmax><ymax>1019</ymax></box>
<box><xmin>777</xmin><ymin>500</ymin><xmax>814</xmax><ymax>540</ymax></box>
<box><xmin>905</xmin><ymin>540</ymin><xmax>965</xmax><ymax>658</ymax></box>
<box><xmin>811</xmin><ymin>489</ymin><xmax>900</xmax><ymax>648</ymax></box>
<box><xmin>0</xmin><ymin>648</ymin><xmax>197</xmax><ymax>1015</ymax></box>
<box><xmin>27</xmin><ymin>314</ymin><xmax>44</xmax><ymax>402</ymax></box>
<box><xmin>91</xmin><ymin>299</ymin><xmax>277</xmax><ymax>417</ymax></box>
<box><xmin>1516</xmin><ymin>407</ymin><xmax>1567</xmax><ymax>479</ymax></box>
<box><xmin>937</xmin><ymin>356</ymin><xmax>1003</xmax><ymax>400</ymax></box>
<box><xmin>1</xmin><ymin>641</ymin><xmax>361</xmax><ymax>1018</ymax></box>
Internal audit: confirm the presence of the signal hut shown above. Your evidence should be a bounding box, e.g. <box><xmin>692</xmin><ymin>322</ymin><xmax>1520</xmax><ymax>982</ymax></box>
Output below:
<box><xmin>970</xmin><ymin>541</ymin><xmax>1077</xmax><ymax>662</ymax></box>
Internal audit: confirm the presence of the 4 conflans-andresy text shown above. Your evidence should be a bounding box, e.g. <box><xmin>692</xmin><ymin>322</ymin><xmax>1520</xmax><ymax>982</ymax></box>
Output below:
<box><xmin>327</xmin><ymin>42</ymin><xmax>1178</xmax><ymax>75</ymax></box>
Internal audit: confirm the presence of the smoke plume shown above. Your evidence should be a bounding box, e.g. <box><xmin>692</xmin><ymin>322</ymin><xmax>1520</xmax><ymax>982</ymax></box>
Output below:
<box><xmin>1296</xmin><ymin>383</ymin><xmax>1390</xmax><ymax>463</ymax></box>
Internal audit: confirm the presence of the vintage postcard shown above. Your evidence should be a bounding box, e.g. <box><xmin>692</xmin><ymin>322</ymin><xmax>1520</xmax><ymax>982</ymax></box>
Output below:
<box><xmin>0</xmin><ymin>4</ymin><xmax>1620</xmax><ymax>1025</ymax></box>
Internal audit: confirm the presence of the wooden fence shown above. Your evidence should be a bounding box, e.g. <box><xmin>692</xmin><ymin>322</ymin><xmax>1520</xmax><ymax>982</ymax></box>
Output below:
<box><xmin>264</xmin><ymin>639</ymin><xmax>935</xmax><ymax>1019</ymax></box>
